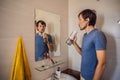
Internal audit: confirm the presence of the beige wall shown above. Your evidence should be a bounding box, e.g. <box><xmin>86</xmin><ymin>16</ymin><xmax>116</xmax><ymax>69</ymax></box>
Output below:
<box><xmin>0</xmin><ymin>0</ymin><xmax>68</xmax><ymax>80</ymax></box>
<box><xmin>68</xmin><ymin>0</ymin><xmax>120</xmax><ymax>80</ymax></box>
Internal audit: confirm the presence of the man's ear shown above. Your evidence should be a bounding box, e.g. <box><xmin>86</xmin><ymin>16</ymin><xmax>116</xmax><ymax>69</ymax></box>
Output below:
<box><xmin>86</xmin><ymin>18</ymin><xmax>90</xmax><ymax>22</ymax></box>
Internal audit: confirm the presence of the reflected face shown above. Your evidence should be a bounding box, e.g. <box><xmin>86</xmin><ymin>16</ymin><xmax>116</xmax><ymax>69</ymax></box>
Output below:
<box><xmin>78</xmin><ymin>15</ymin><xmax>88</xmax><ymax>30</ymax></box>
<box><xmin>37</xmin><ymin>23</ymin><xmax>46</xmax><ymax>33</ymax></box>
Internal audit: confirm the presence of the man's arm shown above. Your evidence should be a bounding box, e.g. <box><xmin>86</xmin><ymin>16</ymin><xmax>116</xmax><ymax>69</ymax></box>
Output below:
<box><xmin>93</xmin><ymin>50</ymin><xmax>106</xmax><ymax>80</ymax></box>
<box><xmin>73</xmin><ymin>41</ymin><xmax>82</xmax><ymax>55</ymax></box>
<box><xmin>44</xmin><ymin>33</ymin><xmax>54</xmax><ymax>52</ymax></box>
<box><xmin>47</xmin><ymin>43</ymin><xmax>54</xmax><ymax>52</ymax></box>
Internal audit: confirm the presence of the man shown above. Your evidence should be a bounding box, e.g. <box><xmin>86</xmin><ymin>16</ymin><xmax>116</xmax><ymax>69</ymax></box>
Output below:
<box><xmin>35</xmin><ymin>20</ymin><xmax>54</xmax><ymax>61</ymax></box>
<box><xmin>72</xmin><ymin>9</ymin><xmax>107</xmax><ymax>80</ymax></box>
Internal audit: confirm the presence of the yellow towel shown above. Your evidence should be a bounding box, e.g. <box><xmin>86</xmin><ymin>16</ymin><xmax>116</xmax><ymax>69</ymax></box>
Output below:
<box><xmin>10</xmin><ymin>37</ymin><xmax>31</xmax><ymax>80</ymax></box>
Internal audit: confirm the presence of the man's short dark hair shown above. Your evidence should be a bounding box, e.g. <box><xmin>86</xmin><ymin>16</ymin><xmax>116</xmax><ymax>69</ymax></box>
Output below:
<box><xmin>36</xmin><ymin>20</ymin><xmax>46</xmax><ymax>27</ymax></box>
<box><xmin>78</xmin><ymin>9</ymin><xmax>97</xmax><ymax>26</ymax></box>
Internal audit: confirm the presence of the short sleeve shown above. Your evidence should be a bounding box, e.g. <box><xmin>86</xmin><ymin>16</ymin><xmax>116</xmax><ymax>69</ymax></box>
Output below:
<box><xmin>94</xmin><ymin>31</ymin><xmax>107</xmax><ymax>50</ymax></box>
<box><xmin>48</xmin><ymin>34</ymin><xmax>53</xmax><ymax>43</ymax></box>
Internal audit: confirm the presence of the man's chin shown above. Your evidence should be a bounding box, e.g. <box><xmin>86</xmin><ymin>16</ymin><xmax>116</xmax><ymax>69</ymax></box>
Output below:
<box><xmin>80</xmin><ymin>26</ymin><xmax>87</xmax><ymax>30</ymax></box>
<box><xmin>41</xmin><ymin>31</ymin><xmax>45</xmax><ymax>33</ymax></box>
<box><xmin>80</xmin><ymin>28</ymin><xmax>85</xmax><ymax>30</ymax></box>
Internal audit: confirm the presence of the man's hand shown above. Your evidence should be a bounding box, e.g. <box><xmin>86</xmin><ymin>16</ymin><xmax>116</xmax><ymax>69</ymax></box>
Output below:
<box><xmin>43</xmin><ymin>33</ymin><xmax>49</xmax><ymax>43</ymax></box>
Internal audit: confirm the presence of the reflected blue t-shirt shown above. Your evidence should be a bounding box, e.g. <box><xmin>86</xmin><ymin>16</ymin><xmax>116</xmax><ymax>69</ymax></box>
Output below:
<box><xmin>35</xmin><ymin>33</ymin><xmax>53</xmax><ymax>61</ymax></box>
<box><xmin>81</xmin><ymin>29</ymin><xmax>107</xmax><ymax>80</ymax></box>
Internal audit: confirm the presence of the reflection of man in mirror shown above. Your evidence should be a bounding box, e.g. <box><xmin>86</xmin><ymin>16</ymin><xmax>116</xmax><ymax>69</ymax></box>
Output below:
<box><xmin>35</xmin><ymin>20</ymin><xmax>54</xmax><ymax>61</ymax></box>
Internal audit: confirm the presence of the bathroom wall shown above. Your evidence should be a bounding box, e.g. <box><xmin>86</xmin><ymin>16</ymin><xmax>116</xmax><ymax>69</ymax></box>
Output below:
<box><xmin>68</xmin><ymin>0</ymin><xmax>120</xmax><ymax>79</ymax></box>
<box><xmin>0</xmin><ymin>0</ymin><xmax>68</xmax><ymax>80</ymax></box>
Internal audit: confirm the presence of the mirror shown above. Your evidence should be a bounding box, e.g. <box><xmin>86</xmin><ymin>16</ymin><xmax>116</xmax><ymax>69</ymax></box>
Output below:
<box><xmin>34</xmin><ymin>9</ymin><xmax>60</xmax><ymax>61</ymax></box>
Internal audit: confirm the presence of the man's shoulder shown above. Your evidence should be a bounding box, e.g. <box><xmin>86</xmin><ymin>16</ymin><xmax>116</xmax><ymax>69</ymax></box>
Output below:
<box><xmin>94</xmin><ymin>29</ymin><xmax>105</xmax><ymax>36</ymax></box>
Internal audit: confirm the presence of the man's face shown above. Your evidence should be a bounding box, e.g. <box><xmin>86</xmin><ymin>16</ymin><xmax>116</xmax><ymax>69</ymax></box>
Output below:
<box><xmin>78</xmin><ymin>15</ymin><xmax>88</xmax><ymax>30</ymax></box>
<box><xmin>37</xmin><ymin>23</ymin><xmax>46</xmax><ymax>33</ymax></box>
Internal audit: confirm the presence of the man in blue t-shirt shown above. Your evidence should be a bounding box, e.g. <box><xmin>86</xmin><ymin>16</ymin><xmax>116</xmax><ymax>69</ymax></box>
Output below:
<box><xmin>35</xmin><ymin>20</ymin><xmax>54</xmax><ymax>61</ymax></box>
<box><xmin>72</xmin><ymin>9</ymin><xmax>107</xmax><ymax>80</ymax></box>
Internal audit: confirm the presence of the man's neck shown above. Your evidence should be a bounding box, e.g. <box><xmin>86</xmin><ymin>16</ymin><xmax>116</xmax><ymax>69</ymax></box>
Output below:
<box><xmin>38</xmin><ymin>32</ymin><xmax>44</xmax><ymax>36</ymax></box>
<box><xmin>85</xmin><ymin>26</ymin><xmax>94</xmax><ymax>34</ymax></box>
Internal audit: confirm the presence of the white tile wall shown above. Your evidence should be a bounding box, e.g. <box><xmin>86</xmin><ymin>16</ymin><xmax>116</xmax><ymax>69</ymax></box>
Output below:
<box><xmin>0</xmin><ymin>0</ymin><xmax>68</xmax><ymax>80</ymax></box>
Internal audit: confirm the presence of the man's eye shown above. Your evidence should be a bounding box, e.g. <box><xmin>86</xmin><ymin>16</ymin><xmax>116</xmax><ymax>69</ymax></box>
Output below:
<box><xmin>40</xmin><ymin>26</ymin><xmax>42</xmax><ymax>27</ymax></box>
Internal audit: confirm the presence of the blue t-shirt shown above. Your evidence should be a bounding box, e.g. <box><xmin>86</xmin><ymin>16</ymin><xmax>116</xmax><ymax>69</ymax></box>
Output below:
<box><xmin>35</xmin><ymin>33</ymin><xmax>53</xmax><ymax>61</ymax></box>
<box><xmin>81</xmin><ymin>29</ymin><xmax>107</xmax><ymax>80</ymax></box>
